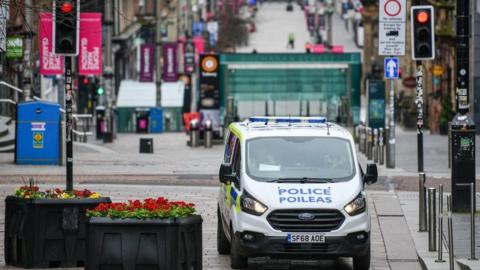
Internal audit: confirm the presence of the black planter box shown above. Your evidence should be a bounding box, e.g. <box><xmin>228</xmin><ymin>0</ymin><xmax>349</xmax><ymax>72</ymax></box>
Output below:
<box><xmin>86</xmin><ymin>215</ymin><xmax>203</xmax><ymax>270</ymax></box>
<box><xmin>4</xmin><ymin>196</ymin><xmax>111</xmax><ymax>268</ymax></box>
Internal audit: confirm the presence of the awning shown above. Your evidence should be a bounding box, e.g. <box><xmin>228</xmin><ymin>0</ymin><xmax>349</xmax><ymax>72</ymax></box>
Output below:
<box><xmin>161</xmin><ymin>81</ymin><xmax>185</xmax><ymax>107</ymax></box>
<box><xmin>113</xmin><ymin>23</ymin><xmax>142</xmax><ymax>42</ymax></box>
<box><xmin>117</xmin><ymin>80</ymin><xmax>156</xmax><ymax>108</ymax></box>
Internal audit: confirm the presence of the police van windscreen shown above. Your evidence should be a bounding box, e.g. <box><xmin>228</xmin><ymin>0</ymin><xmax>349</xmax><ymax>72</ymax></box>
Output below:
<box><xmin>246</xmin><ymin>137</ymin><xmax>355</xmax><ymax>182</ymax></box>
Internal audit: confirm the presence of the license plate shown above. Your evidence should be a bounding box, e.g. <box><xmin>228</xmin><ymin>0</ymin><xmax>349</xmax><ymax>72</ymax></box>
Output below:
<box><xmin>287</xmin><ymin>233</ymin><xmax>325</xmax><ymax>243</ymax></box>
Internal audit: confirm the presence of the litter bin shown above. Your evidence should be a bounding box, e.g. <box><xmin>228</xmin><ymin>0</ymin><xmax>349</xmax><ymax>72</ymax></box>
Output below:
<box><xmin>139</xmin><ymin>138</ymin><xmax>153</xmax><ymax>153</ymax></box>
<box><xmin>15</xmin><ymin>101</ymin><xmax>61</xmax><ymax>165</ymax></box>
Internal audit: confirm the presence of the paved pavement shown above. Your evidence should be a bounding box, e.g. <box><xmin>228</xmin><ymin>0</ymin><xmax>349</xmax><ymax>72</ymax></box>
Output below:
<box><xmin>0</xmin><ymin>133</ymin><xmax>222</xmax><ymax>177</ymax></box>
<box><xmin>0</xmin><ymin>184</ymin><xmax>420</xmax><ymax>270</ymax></box>
<box><xmin>399</xmin><ymin>191</ymin><xmax>480</xmax><ymax>270</ymax></box>
<box><xmin>236</xmin><ymin>1</ymin><xmax>361</xmax><ymax>54</ymax></box>
<box><xmin>236</xmin><ymin>2</ymin><xmax>310</xmax><ymax>53</ymax></box>
<box><xmin>2</xmin><ymin>126</ymin><xmax>478</xmax><ymax>183</ymax></box>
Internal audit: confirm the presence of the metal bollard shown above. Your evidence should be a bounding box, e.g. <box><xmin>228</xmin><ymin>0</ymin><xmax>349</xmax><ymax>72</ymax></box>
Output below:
<box><xmin>373</xmin><ymin>129</ymin><xmax>379</xmax><ymax>163</ymax></box>
<box><xmin>359</xmin><ymin>125</ymin><xmax>365</xmax><ymax>153</ymax></box>
<box><xmin>165</xmin><ymin>115</ymin><xmax>171</xmax><ymax>132</ymax></box>
<box><xmin>428</xmin><ymin>187</ymin><xmax>437</xmax><ymax>251</ymax></box>
<box><xmin>367</xmin><ymin>128</ymin><xmax>373</xmax><ymax>160</ymax></box>
<box><xmin>379</xmin><ymin>128</ymin><xmax>385</xmax><ymax>165</ymax></box>
<box><xmin>364</xmin><ymin>126</ymin><xmax>369</xmax><ymax>155</ymax></box>
<box><xmin>362</xmin><ymin>126</ymin><xmax>367</xmax><ymax>154</ymax></box>
<box><xmin>204</xmin><ymin>119</ymin><xmax>213</xmax><ymax>148</ymax></box>
<box><xmin>190</xmin><ymin>119</ymin><xmax>200</xmax><ymax>147</ymax></box>
<box><xmin>419</xmin><ymin>173</ymin><xmax>427</xmax><ymax>232</ymax></box>
<box><xmin>448</xmin><ymin>127</ymin><xmax>451</xmax><ymax>169</ymax></box>
<box><xmin>470</xmin><ymin>182</ymin><xmax>477</xmax><ymax>260</ymax></box>
<box><xmin>447</xmin><ymin>195</ymin><xmax>454</xmax><ymax>270</ymax></box>
<box><xmin>358</xmin><ymin>125</ymin><xmax>363</xmax><ymax>153</ymax></box>
<box><xmin>436</xmin><ymin>184</ymin><xmax>445</xmax><ymax>262</ymax></box>
<box><xmin>384</xmin><ymin>126</ymin><xmax>390</xmax><ymax>165</ymax></box>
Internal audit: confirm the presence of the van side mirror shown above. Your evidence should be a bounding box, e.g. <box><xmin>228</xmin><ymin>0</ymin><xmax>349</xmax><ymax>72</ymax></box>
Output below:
<box><xmin>219</xmin><ymin>163</ymin><xmax>236</xmax><ymax>184</ymax></box>
<box><xmin>364</xmin><ymin>164</ymin><xmax>378</xmax><ymax>185</ymax></box>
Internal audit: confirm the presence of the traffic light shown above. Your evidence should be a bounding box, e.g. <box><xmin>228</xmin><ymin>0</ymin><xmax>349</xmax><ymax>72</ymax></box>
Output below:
<box><xmin>411</xmin><ymin>6</ymin><xmax>435</xmax><ymax>60</ymax></box>
<box><xmin>97</xmin><ymin>87</ymin><xmax>104</xmax><ymax>96</ymax></box>
<box><xmin>53</xmin><ymin>0</ymin><xmax>79</xmax><ymax>55</ymax></box>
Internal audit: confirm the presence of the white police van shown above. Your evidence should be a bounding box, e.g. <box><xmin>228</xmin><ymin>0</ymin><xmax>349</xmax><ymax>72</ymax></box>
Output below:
<box><xmin>217</xmin><ymin>117</ymin><xmax>378</xmax><ymax>269</ymax></box>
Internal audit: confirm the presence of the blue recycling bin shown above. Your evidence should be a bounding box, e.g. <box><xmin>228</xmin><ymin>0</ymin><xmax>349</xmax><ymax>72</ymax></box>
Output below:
<box><xmin>15</xmin><ymin>101</ymin><xmax>61</xmax><ymax>165</ymax></box>
<box><xmin>149</xmin><ymin>108</ymin><xmax>164</xmax><ymax>133</ymax></box>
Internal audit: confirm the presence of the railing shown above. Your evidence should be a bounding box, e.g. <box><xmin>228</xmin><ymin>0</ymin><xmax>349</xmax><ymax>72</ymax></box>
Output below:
<box><xmin>0</xmin><ymin>99</ymin><xmax>16</xmax><ymax>105</ymax></box>
<box><xmin>72</xmin><ymin>114</ymin><xmax>93</xmax><ymax>143</ymax></box>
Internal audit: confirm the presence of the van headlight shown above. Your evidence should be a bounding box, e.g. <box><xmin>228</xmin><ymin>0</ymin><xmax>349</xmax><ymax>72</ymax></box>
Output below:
<box><xmin>344</xmin><ymin>193</ymin><xmax>366</xmax><ymax>216</ymax></box>
<box><xmin>241</xmin><ymin>191</ymin><xmax>268</xmax><ymax>216</ymax></box>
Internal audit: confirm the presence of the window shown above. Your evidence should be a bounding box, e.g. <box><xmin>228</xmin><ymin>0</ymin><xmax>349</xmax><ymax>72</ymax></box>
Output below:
<box><xmin>232</xmin><ymin>139</ymin><xmax>241</xmax><ymax>188</ymax></box>
<box><xmin>246</xmin><ymin>137</ymin><xmax>355</xmax><ymax>182</ymax></box>
<box><xmin>233</xmin><ymin>139</ymin><xmax>241</xmax><ymax>175</ymax></box>
<box><xmin>224</xmin><ymin>131</ymin><xmax>237</xmax><ymax>163</ymax></box>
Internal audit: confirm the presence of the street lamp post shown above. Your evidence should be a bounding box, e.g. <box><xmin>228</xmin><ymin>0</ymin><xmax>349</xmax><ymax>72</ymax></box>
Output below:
<box><xmin>103</xmin><ymin>0</ymin><xmax>114</xmax><ymax>143</ymax></box>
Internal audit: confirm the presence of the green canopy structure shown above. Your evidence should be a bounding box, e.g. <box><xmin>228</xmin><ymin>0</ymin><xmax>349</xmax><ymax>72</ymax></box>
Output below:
<box><xmin>219</xmin><ymin>53</ymin><xmax>362</xmax><ymax>125</ymax></box>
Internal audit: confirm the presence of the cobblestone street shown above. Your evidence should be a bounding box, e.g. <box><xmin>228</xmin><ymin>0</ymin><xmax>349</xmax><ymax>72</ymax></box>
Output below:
<box><xmin>0</xmin><ymin>184</ymin><xmax>398</xmax><ymax>270</ymax></box>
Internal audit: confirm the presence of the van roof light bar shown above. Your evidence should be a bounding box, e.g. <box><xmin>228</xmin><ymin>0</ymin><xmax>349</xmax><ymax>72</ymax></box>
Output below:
<box><xmin>248</xmin><ymin>116</ymin><xmax>327</xmax><ymax>124</ymax></box>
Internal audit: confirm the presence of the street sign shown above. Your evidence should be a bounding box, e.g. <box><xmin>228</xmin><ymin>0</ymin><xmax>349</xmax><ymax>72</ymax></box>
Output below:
<box><xmin>6</xmin><ymin>37</ymin><xmax>23</xmax><ymax>59</ymax></box>
<box><xmin>380</xmin><ymin>0</ymin><xmax>406</xmax><ymax>22</ymax></box>
<box><xmin>379</xmin><ymin>0</ymin><xmax>406</xmax><ymax>56</ymax></box>
<box><xmin>379</xmin><ymin>23</ymin><xmax>406</xmax><ymax>56</ymax></box>
<box><xmin>384</xmin><ymin>57</ymin><xmax>399</xmax><ymax>79</ymax></box>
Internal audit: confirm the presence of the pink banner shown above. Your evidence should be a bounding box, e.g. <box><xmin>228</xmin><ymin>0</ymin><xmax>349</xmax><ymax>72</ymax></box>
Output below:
<box><xmin>40</xmin><ymin>13</ymin><xmax>63</xmax><ymax>75</ymax></box>
<box><xmin>79</xmin><ymin>13</ymin><xmax>102</xmax><ymax>75</ymax></box>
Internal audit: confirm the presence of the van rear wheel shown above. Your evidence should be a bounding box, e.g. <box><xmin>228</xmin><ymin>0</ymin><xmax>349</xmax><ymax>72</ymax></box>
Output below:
<box><xmin>217</xmin><ymin>209</ymin><xmax>230</xmax><ymax>255</ymax></box>
<box><xmin>230</xmin><ymin>232</ymin><xmax>248</xmax><ymax>269</ymax></box>
<box><xmin>353</xmin><ymin>246</ymin><xmax>371</xmax><ymax>270</ymax></box>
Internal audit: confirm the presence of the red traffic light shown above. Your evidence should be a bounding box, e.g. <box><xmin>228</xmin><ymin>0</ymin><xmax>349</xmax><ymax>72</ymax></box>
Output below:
<box><xmin>416</xmin><ymin>11</ymin><xmax>429</xmax><ymax>24</ymax></box>
<box><xmin>60</xmin><ymin>2</ymin><xmax>74</xmax><ymax>13</ymax></box>
<box><xmin>83</xmin><ymin>77</ymin><xmax>89</xmax><ymax>85</ymax></box>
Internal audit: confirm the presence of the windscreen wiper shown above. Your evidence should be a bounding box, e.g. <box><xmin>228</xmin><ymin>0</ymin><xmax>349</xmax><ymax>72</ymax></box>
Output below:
<box><xmin>273</xmin><ymin>177</ymin><xmax>334</xmax><ymax>183</ymax></box>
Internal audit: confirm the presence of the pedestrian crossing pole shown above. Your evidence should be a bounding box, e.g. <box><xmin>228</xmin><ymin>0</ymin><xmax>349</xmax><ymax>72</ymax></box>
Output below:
<box><xmin>65</xmin><ymin>56</ymin><xmax>74</xmax><ymax>191</ymax></box>
<box><xmin>410</xmin><ymin>5</ymin><xmax>436</xmax><ymax>173</ymax></box>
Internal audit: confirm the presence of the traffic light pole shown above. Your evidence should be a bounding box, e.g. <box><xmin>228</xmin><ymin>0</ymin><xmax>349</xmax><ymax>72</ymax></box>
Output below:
<box><xmin>65</xmin><ymin>56</ymin><xmax>74</xmax><ymax>191</ymax></box>
<box><xmin>416</xmin><ymin>60</ymin><xmax>424</xmax><ymax>173</ymax></box>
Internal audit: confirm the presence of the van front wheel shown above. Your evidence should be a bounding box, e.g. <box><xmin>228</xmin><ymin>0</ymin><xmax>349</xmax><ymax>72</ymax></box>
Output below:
<box><xmin>353</xmin><ymin>246</ymin><xmax>371</xmax><ymax>270</ymax></box>
<box><xmin>230</xmin><ymin>232</ymin><xmax>248</xmax><ymax>269</ymax></box>
<box><xmin>217</xmin><ymin>209</ymin><xmax>231</xmax><ymax>255</ymax></box>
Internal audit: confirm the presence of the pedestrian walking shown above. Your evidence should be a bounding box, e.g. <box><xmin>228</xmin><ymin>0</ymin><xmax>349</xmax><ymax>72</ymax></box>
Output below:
<box><xmin>287</xmin><ymin>33</ymin><xmax>295</xmax><ymax>49</ymax></box>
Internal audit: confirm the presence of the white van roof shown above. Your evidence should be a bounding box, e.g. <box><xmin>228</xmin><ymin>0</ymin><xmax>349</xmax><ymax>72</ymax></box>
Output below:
<box><xmin>228</xmin><ymin>116</ymin><xmax>353</xmax><ymax>141</ymax></box>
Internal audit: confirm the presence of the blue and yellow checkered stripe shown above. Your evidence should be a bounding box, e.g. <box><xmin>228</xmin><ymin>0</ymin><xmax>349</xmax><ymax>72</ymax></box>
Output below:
<box><xmin>226</xmin><ymin>183</ymin><xmax>241</xmax><ymax>213</ymax></box>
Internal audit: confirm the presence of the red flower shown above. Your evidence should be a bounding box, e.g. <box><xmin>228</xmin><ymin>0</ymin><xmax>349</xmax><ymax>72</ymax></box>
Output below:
<box><xmin>87</xmin><ymin>197</ymin><xmax>196</xmax><ymax>219</ymax></box>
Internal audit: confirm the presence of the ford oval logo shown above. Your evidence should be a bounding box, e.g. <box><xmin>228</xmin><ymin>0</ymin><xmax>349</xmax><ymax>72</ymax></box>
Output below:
<box><xmin>298</xmin><ymin>213</ymin><xmax>315</xmax><ymax>221</ymax></box>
